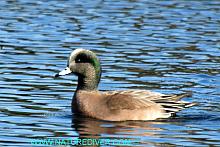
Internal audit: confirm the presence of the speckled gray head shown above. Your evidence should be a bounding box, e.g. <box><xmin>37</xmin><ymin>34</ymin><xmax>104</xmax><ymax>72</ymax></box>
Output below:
<box><xmin>55</xmin><ymin>48</ymin><xmax>101</xmax><ymax>90</ymax></box>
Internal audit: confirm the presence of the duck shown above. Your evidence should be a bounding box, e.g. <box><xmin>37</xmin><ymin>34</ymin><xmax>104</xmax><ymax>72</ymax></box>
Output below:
<box><xmin>55</xmin><ymin>48</ymin><xmax>196</xmax><ymax>121</ymax></box>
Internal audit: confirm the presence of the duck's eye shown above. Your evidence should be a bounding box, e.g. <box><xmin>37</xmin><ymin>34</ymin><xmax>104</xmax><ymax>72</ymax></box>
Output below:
<box><xmin>75</xmin><ymin>54</ymin><xmax>88</xmax><ymax>63</ymax></box>
<box><xmin>76</xmin><ymin>58</ymin><xmax>82</xmax><ymax>63</ymax></box>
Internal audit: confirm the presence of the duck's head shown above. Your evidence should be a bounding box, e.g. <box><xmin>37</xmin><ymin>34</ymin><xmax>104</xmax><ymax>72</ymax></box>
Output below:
<box><xmin>55</xmin><ymin>48</ymin><xmax>101</xmax><ymax>90</ymax></box>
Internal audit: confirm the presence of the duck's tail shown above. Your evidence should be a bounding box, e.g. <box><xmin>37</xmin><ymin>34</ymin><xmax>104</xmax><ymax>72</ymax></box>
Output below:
<box><xmin>153</xmin><ymin>92</ymin><xmax>197</xmax><ymax>117</ymax></box>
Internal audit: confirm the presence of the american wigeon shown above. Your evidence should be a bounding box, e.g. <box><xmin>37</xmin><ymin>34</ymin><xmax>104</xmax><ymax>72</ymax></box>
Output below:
<box><xmin>55</xmin><ymin>48</ymin><xmax>196</xmax><ymax>121</ymax></box>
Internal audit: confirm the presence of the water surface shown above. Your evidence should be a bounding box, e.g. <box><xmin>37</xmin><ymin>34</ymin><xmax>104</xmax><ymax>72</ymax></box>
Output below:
<box><xmin>0</xmin><ymin>0</ymin><xmax>220</xmax><ymax>146</ymax></box>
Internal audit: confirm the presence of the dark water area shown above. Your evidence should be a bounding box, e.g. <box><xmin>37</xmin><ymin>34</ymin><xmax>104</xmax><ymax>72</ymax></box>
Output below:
<box><xmin>0</xmin><ymin>0</ymin><xmax>220</xmax><ymax>146</ymax></box>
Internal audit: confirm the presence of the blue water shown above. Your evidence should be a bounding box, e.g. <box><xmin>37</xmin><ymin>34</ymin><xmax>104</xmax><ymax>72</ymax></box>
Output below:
<box><xmin>0</xmin><ymin>0</ymin><xmax>220</xmax><ymax>146</ymax></box>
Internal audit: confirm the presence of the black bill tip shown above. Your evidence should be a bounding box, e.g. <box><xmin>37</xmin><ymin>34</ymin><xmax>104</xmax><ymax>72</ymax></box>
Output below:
<box><xmin>54</xmin><ymin>73</ymin><xmax>60</xmax><ymax>78</ymax></box>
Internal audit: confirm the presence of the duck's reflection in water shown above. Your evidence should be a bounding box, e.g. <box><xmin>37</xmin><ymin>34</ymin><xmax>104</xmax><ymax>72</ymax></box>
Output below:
<box><xmin>71</xmin><ymin>114</ymin><xmax>167</xmax><ymax>146</ymax></box>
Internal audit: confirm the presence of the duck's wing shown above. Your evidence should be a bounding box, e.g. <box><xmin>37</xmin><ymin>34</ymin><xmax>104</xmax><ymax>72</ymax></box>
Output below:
<box><xmin>103</xmin><ymin>90</ymin><xmax>161</xmax><ymax>110</ymax></box>
<box><xmin>103</xmin><ymin>90</ymin><xmax>196</xmax><ymax>115</ymax></box>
